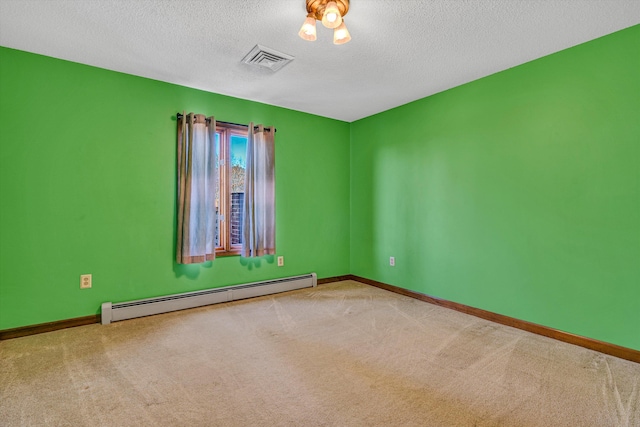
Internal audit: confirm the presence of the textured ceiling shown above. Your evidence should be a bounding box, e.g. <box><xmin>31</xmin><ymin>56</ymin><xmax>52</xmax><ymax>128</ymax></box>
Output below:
<box><xmin>1</xmin><ymin>1</ymin><xmax>638</xmax><ymax>122</ymax></box>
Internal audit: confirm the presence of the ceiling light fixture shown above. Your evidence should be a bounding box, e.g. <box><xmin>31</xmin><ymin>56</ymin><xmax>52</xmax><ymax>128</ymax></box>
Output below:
<box><xmin>298</xmin><ymin>0</ymin><xmax>351</xmax><ymax>45</ymax></box>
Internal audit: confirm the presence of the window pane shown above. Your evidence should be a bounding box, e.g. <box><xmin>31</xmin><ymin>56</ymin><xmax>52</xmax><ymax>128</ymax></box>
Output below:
<box><xmin>230</xmin><ymin>135</ymin><xmax>246</xmax><ymax>245</ymax></box>
<box><xmin>215</xmin><ymin>132</ymin><xmax>220</xmax><ymax>247</ymax></box>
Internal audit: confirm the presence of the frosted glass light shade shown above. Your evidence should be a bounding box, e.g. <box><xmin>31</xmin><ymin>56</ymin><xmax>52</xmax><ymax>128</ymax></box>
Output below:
<box><xmin>322</xmin><ymin>1</ymin><xmax>342</xmax><ymax>29</ymax></box>
<box><xmin>298</xmin><ymin>15</ymin><xmax>317</xmax><ymax>41</ymax></box>
<box><xmin>333</xmin><ymin>21</ymin><xmax>351</xmax><ymax>45</ymax></box>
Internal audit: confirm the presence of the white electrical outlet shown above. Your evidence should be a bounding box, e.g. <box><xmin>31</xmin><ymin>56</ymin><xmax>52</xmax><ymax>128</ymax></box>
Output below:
<box><xmin>277</xmin><ymin>256</ymin><xmax>284</xmax><ymax>267</ymax></box>
<box><xmin>390</xmin><ymin>257</ymin><xmax>395</xmax><ymax>267</ymax></box>
<box><xmin>80</xmin><ymin>274</ymin><xmax>92</xmax><ymax>289</ymax></box>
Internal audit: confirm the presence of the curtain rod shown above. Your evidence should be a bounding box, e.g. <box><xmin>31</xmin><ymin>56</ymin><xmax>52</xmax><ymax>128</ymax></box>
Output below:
<box><xmin>176</xmin><ymin>113</ymin><xmax>276</xmax><ymax>132</ymax></box>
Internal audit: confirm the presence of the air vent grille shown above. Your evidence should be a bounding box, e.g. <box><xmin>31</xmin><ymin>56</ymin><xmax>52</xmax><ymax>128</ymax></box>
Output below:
<box><xmin>242</xmin><ymin>45</ymin><xmax>294</xmax><ymax>72</ymax></box>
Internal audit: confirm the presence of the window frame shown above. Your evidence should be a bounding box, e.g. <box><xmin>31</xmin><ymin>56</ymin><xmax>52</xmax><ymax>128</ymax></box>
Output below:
<box><xmin>216</xmin><ymin>122</ymin><xmax>247</xmax><ymax>257</ymax></box>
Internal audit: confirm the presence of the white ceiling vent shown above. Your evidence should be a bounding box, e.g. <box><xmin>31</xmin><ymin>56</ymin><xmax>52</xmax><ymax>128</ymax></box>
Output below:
<box><xmin>242</xmin><ymin>45</ymin><xmax>294</xmax><ymax>72</ymax></box>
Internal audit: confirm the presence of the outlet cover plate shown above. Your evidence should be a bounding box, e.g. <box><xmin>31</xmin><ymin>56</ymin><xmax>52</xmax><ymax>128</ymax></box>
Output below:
<box><xmin>80</xmin><ymin>274</ymin><xmax>92</xmax><ymax>289</ymax></box>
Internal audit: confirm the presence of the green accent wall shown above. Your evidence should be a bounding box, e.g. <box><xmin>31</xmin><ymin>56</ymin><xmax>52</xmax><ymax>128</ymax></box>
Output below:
<box><xmin>0</xmin><ymin>47</ymin><xmax>351</xmax><ymax>330</ymax></box>
<box><xmin>350</xmin><ymin>25</ymin><xmax>640</xmax><ymax>350</ymax></box>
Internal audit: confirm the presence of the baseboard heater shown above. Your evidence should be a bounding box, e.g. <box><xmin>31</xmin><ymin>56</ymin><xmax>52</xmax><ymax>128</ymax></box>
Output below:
<box><xmin>101</xmin><ymin>273</ymin><xmax>316</xmax><ymax>325</ymax></box>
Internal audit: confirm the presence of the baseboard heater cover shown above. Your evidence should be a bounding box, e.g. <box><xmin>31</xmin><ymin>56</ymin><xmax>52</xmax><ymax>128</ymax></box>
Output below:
<box><xmin>101</xmin><ymin>273</ymin><xmax>317</xmax><ymax>325</ymax></box>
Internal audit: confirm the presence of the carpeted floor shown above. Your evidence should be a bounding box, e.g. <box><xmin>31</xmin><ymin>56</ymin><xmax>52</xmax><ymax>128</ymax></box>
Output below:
<box><xmin>1</xmin><ymin>280</ymin><xmax>639</xmax><ymax>426</ymax></box>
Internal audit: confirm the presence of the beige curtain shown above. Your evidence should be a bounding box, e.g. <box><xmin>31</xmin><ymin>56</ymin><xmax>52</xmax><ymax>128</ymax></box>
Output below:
<box><xmin>176</xmin><ymin>112</ymin><xmax>217</xmax><ymax>264</ymax></box>
<box><xmin>242</xmin><ymin>123</ymin><xmax>276</xmax><ymax>257</ymax></box>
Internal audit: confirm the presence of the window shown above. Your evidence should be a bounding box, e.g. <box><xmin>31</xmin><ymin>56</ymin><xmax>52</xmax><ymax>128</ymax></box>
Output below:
<box><xmin>215</xmin><ymin>123</ymin><xmax>247</xmax><ymax>256</ymax></box>
<box><xmin>176</xmin><ymin>113</ymin><xmax>275</xmax><ymax>264</ymax></box>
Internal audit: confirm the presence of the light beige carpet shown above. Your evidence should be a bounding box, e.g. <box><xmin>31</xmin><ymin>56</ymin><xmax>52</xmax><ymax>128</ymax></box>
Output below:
<box><xmin>1</xmin><ymin>280</ymin><xmax>639</xmax><ymax>426</ymax></box>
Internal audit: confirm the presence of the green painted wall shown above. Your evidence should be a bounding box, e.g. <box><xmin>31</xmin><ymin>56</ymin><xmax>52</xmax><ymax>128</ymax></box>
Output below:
<box><xmin>350</xmin><ymin>26</ymin><xmax>640</xmax><ymax>350</ymax></box>
<box><xmin>2</xmin><ymin>26</ymin><xmax>638</xmax><ymax>351</ymax></box>
<box><xmin>0</xmin><ymin>47</ymin><xmax>351</xmax><ymax>330</ymax></box>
